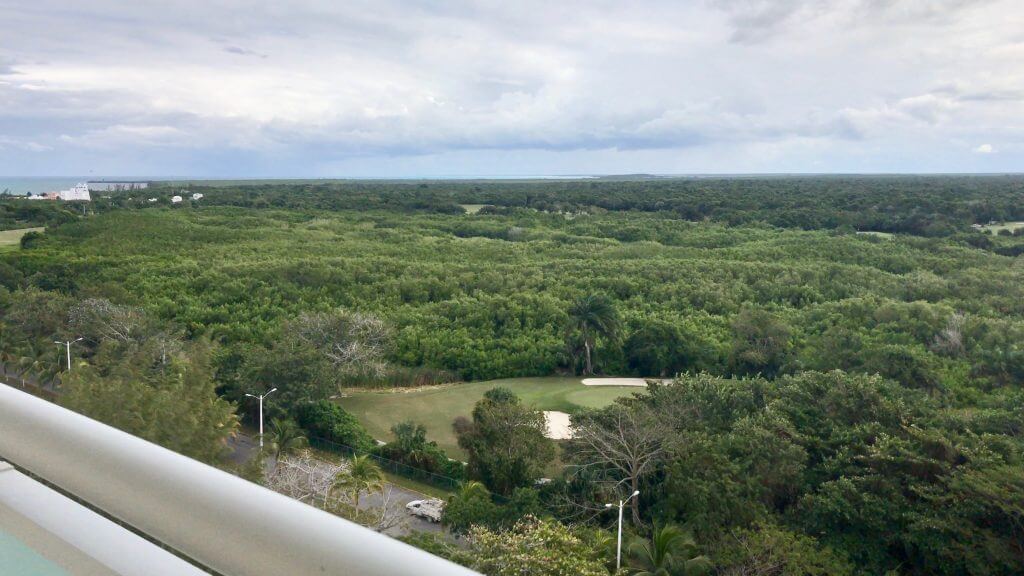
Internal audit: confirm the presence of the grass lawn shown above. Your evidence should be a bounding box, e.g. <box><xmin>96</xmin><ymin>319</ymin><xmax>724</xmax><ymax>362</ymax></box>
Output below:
<box><xmin>0</xmin><ymin>227</ymin><xmax>43</xmax><ymax>252</ymax></box>
<box><xmin>337</xmin><ymin>377</ymin><xmax>641</xmax><ymax>458</ymax></box>
<box><xmin>458</xmin><ymin>204</ymin><xmax>491</xmax><ymax>214</ymax></box>
<box><xmin>855</xmin><ymin>230</ymin><xmax>894</xmax><ymax>239</ymax></box>
<box><xmin>981</xmin><ymin>221</ymin><xmax>1024</xmax><ymax>234</ymax></box>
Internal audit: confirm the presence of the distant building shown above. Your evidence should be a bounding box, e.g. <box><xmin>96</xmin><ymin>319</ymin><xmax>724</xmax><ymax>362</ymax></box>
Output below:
<box><xmin>171</xmin><ymin>196</ymin><xmax>183</xmax><ymax>204</ymax></box>
<box><xmin>58</xmin><ymin>183</ymin><xmax>91</xmax><ymax>202</ymax></box>
<box><xmin>87</xmin><ymin>181</ymin><xmax>149</xmax><ymax>192</ymax></box>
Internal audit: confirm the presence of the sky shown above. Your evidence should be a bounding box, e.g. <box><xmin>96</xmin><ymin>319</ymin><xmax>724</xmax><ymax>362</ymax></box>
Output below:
<box><xmin>0</xmin><ymin>0</ymin><xmax>1022</xmax><ymax>177</ymax></box>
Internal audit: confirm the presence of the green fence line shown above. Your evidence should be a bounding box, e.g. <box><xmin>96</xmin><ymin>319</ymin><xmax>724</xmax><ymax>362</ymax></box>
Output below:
<box><xmin>306</xmin><ymin>436</ymin><xmax>465</xmax><ymax>493</ymax></box>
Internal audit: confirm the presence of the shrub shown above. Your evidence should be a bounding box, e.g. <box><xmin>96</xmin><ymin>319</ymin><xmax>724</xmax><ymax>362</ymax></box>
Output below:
<box><xmin>293</xmin><ymin>400</ymin><xmax>375</xmax><ymax>453</ymax></box>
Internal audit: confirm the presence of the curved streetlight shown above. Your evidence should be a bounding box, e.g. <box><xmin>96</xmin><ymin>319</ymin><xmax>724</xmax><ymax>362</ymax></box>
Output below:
<box><xmin>606</xmin><ymin>490</ymin><xmax>640</xmax><ymax>572</ymax></box>
<box><xmin>54</xmin><ymin>337</ymin><xmax>84</xmax><ymax>372</ymax></box>
<box><xmin>244</xmin><ymin>388</ymin><xmax>277</xmax><ymax>448</ymax></box>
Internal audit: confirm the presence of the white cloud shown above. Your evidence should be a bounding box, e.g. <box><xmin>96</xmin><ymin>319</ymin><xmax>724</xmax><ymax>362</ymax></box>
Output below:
<box><xmin>0</xmin><ymin>0</ymin><xmax>1022</xmax><ymax>175</ymax></box>
<box><xmin>974</xmin><ymin>143</ymin><xmax>995</xmax><ymax>154</ymax></box>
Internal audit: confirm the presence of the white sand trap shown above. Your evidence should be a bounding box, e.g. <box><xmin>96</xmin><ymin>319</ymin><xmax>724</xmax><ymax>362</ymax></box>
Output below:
<box><xmin>543</xmin><ymin>411</ymin><xmax>573</xmax><ymax>440</ymax></box>
<box><xmin>582</xmin><ymin>377</ymin><xmax>650</xmax><ymax>387</ymax></box>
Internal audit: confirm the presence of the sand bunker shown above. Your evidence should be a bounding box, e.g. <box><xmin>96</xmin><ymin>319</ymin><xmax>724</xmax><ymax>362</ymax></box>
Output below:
<box><xmin>543</xmin><ymin>411</ymin><xmax>573</xmax><ymax>440</ymax></box>
<box><xmin>581</xmin><ymin>377</ymin><xmax>650</xmax><ymax>387</ymax></box>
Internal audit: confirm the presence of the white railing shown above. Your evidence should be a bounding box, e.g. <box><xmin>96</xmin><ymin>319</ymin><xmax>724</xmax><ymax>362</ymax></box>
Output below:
<box><xmin>0</xmin><ymin>383</ymin><xmax>479</xmax><ymax>576</ymax></box>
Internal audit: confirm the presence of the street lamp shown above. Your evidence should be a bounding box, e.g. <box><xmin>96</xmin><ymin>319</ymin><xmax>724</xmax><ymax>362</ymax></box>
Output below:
<box><xmin>606</xmin><ymin>490</ymin><xmax>640</xmax><ymax>572</ymax></box>
<box><xmin>53</xmin><ymin>337</ymin><xmax>84</xmax><ymax>372</ymax></box>
<box><xmin>245</xmin><ymin>388</ymin><xmax>277</xmax><ymax>448</ymax></box>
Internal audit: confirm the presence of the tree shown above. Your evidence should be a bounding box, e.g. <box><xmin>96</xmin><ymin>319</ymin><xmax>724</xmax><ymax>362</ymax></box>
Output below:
<box><xmin>567</xmin><ymin>294</ymin><xmax>620</xmax><ymax>375</ymax></box>
<box><xmin>626</xmin><ymin>524</ymin><xmax>711</xmax><ymax>576</ymax></box>
<box><xmin>60</xmin><ymin>338</ymin><xmax>238</xmax><ymax>464</ymax></box>
<box><xmin>728</xmin><ymin>307</ymin><xmax>791</xmax><ymax>377</ymax></box>
<box><xmin>567</xmin><ymin>403</ymin><xmax>669</xmax><ymax>525</ymax></box>
<box><xmin>19</xmin><ymin>230</ymin><xmax>44</xmax><ymax>249</ymax></box>
<box><xmin>287</xmin><ymin>309</ymin><xmax>392</xmax><ymax>379</ymax></box>
<box><xmin>456</xmin><ymin>388</ymin><xmax>555</xmax><ymax>495</ymax></box>
<box><xmin>2</xmin><ymin>287</ymin><xmax>70</xmax><ymax>341</ymax></box>
<box><xmin>268</xmin><ymin>418</ymin><xmax>307</xmax><ymax>464</ymax></box>
<box><xmin>332</xmin><ymin>454</ymin><xmax>384</xmax><ymax>510</ymax></box>
<box><xmin>443</xmin><ymin>481</ymin><xmax>500</xmax><ymax>535</ymax></box>
<box><xmin>468</xmin><ymin>515</ymin><xmax>611</xmax><ymax>576</ymax></box>
<box><xmin>624</xmin><ymin>320</ymin><xmax>689</xmax><ymax>377</ymax></box>
<box><xmin>293</xmin><ymin>400</ymin><xmax>375</xmax><ymax>453</ymax></box>
<box><xmin>715</xmin><ymin>523</ymin><xmax>854</xmax><ymax>576</ymax></box>
<box><xmin>377</xmin><ymin>420</ymin><xmax>456</xmax><ymax>476</ymax></box>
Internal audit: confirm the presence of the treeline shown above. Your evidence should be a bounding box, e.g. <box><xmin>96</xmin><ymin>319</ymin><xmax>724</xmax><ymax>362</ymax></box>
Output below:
<box><xmin>0</xmin><ymin>200</ymin><xmax>80</xmax><ymax>231</ymax></box>
<box><xmin>105</xmin><ymin>174</ymin><xmax>1024</xmax><ymax>236</ymax></box>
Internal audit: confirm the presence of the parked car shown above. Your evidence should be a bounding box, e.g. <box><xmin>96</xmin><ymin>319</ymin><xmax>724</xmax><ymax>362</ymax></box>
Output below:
<box><xmin>405</xmin><ymin>499</ymin><xmax>444</xmax><ymax>523</ymax></box>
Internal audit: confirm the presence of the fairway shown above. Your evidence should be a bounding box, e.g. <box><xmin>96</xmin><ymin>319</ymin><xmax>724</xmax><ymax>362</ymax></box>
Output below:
<box><xmin>338</xmin><ymin>377</ymin><xmax>640</xmax><ymax>458</ymax></box>
<box><xmin>0</xmin><ymin>227</ymin><xmax>43</xmax><ymax>251</ymax></box>
<box><xmin>458</xmin><ymin>204</ymin><xmax>491</xmax><ymax>214</ymax></box>
<box><xmin>981</xmin><ymin>221</ymin><xmax>1024</xmax><ymax>234</ymax></box>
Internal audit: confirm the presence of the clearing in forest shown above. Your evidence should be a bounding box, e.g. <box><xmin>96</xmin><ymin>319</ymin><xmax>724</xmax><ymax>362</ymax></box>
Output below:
<box><xmin>337</xmin><ymin>377</ymin><xmax>640</xmax><ymax>458</ymax></box>
<box><xmin>0</xmin><ymin>227</ymin><xmax>44</xmax><ymax>251</ymax></box>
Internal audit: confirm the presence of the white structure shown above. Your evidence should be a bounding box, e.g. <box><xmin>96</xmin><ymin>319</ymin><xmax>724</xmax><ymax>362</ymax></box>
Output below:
<box><xmin>57</xmin><ymin>183</ymin><xmax>91</xmax><ymax>202</ymax></box>
<box><xmin>171</xmin><ymin>195</ymin><xmax>183</xmax><ymax>204</ymax></box>
<box><xmin>147</xmin><ymin>198</ymin><xmax>158</xmax><ymax>202</ymax></box>
<box><xmin>191</xmin><ymin>192</ymin><xmax>204</xmax><ymax>200</ymax></box>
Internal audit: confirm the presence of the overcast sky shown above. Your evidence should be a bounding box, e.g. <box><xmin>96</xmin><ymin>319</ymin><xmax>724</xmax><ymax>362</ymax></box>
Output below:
<box><xmin>1</xmin><ymin>0</ymin><xmax>1022</xmax><ymax>177</ymax></box>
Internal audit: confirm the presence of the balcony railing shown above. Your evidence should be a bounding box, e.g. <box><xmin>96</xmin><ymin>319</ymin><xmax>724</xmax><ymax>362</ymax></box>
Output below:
<box><xmin>0</xmin><ymin>383</ymin><xmax>479</xmax><ymax>575</ymax></box>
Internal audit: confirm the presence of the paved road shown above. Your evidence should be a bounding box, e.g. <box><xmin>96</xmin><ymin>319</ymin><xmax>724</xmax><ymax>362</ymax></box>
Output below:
<box><xmin>226</xmin><ymin>433</ymin><xmax>443</xmax><ymax>537</ymax></box>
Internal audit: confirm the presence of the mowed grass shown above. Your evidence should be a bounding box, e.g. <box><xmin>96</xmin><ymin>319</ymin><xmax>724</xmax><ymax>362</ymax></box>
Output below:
<box><xmin>338</xmin><ymin>377</ymin><xmax>640</xmax><ymax>458</ymax></box>
<box><xmin>981</xmin><ymin>221</ymin><xmax>1024</xmax><ymax>234</ymax></box>
<box><xmin>0</xmin><ymin>227</ymin><xmax>43</xmax><ymax>252</ymax></box>
<box><xmin>855</xmin><ymin>230</ymin><xmax>894</xmax><ymax>239</ymax></box>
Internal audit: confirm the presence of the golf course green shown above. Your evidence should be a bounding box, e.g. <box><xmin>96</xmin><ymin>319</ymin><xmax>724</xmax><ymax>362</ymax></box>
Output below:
<box><xmin>337</xmin><ymin>377</ymin><xmax>641</xmax><ymax>458</ymax></box>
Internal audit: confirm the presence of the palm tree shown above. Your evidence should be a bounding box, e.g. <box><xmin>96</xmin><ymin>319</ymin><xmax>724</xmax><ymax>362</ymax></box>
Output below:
<box><xmin>17</xmin><ymin>339</ymin><xmax>54</xmax><ymax>388</ymax></box>
<box><xmin>567</xmin><ymin>294</ymin><xmax>620</xmax><ymax>375</ymax></box>
<box><xmin>268</xmin><ymin>419</ymin><xmax>307</xmax><ymax>465</ymax></box>
<box><xmin>457</xmin><ymin>480</ymin><xmax>490</xmax><ymax>500</ymax></box>
<box><xmin>626</xmin><ymin>524</ymin><xmax>711</xmax><ymax>576</ymax></box>
<box><xmin>332</xmin><ymin>455</ymin><xmax>385</xmax><ymax>511</ymax></box>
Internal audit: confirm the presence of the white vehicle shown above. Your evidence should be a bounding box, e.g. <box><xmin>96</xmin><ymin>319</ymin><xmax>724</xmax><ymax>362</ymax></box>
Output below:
<box><xmin>405</xmin><ymin>499</ymin><xmax>444</xmax><ymax>523</ymax></box>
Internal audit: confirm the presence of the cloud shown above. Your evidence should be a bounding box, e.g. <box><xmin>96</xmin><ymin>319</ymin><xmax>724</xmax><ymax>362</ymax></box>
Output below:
<box><xmin>0</xmin><ymin>0</ymin><xmax>1022</xmax><ymax>176</ymax></box>
<box><xmin>223</xmin><ymin>45</ymin><xmax>268</xmax><ymax>59</ymax></box>
<box><xmin>974</xmin><ymin>144</ymin><xmax>995</xmax><ymax>154</ymax></box>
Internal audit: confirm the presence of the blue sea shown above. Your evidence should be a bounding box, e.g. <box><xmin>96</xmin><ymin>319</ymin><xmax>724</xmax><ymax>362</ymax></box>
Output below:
<box><xmin>0</xmin><ymin>177</ymin><xmax>87</xmax><ymax>196</ymax></box>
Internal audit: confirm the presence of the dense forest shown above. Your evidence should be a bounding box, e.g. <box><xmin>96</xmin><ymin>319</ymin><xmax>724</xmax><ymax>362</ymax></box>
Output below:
<box><xmin>135</xmin><ymin>175</ymin><xmax>1024</xmax><ymax>236</ymax></box>
<box><xmin>0</xmin><ymin>176</ymin><xmax>1021</xmax><ymax>575</ymax></box>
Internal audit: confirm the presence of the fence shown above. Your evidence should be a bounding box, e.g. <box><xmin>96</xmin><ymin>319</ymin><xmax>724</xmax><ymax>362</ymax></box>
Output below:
<box><xmin>306</xmin><ymin>435</ymin><xmax>466</xmax><ymax>493</ymax></box>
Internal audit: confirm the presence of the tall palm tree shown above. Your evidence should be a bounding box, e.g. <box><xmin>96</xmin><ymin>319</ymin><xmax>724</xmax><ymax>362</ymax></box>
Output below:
<box><xmin>268</xmin><ymin>419</ymin><xmax>307</xmax><ymax>464</ymax></box>
<box><xmin>567</xmin><ymin>294</ymin><xmax>620</xmax><ymax>375</ymax></box>
<box><xmin>627</xmin><ymin>524</ymin><xmax>711</xmax><ymax>576</ymax></box>
<box><xmin>333</xmin><ymin>454</ymin><xmax>385</xmax><ymax>510</ymax></box>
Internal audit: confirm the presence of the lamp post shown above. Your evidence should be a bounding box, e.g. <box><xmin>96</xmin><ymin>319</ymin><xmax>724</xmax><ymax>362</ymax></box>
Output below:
<box><xmin>53</xmin><ymin>337</ymin><xmax>84</xmax><ymax>372</ymax></box>
<box><xmin>245</xmin><ymin>388</ymin><xmax>277</xmax><ymax>448</ymax></box>
<box><xmin>606</xmin><ymin>490</ymin><xmax>640</xmax><ymax>572</ymax></box>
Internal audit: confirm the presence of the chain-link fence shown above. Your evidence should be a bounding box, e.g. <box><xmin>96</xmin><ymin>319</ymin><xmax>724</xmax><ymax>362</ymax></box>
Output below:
<box><xmin>306</xmin><ymin>435</ymin><xmax>465</xmax><ymax>493</ymax></box>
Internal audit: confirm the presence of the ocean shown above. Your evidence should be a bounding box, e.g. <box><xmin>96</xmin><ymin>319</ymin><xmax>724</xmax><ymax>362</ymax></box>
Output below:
<box><xmin>0</xmin><ymin>178</ymin><xmax>87</xmax><ymax>196</ymax></box>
